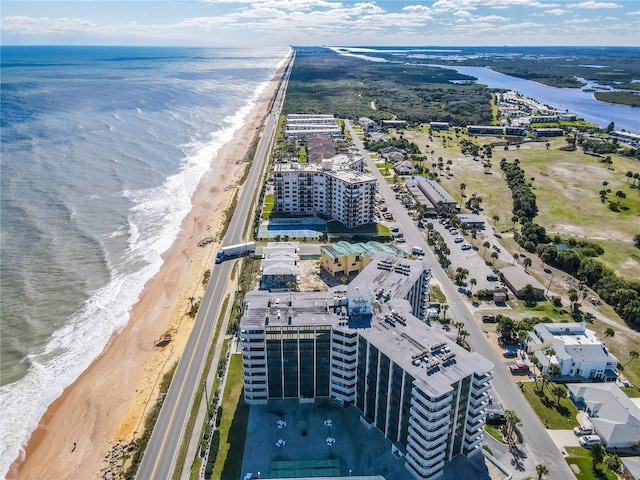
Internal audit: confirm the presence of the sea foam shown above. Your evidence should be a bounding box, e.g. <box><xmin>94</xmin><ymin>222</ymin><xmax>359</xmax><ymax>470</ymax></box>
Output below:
<box><xmin>0</xmin><ymin>52</ymin><xmax>280</xmax><ymax>478</ymax></box>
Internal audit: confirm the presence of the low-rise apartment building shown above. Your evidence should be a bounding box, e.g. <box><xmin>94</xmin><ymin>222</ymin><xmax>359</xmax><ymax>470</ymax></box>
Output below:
<box><xmin>320</xmin><ymin>240</ymin><xmax>405</xmax><ymax>277</ymax></box>
<box><xmin>285</xmin><ymin>114</ymin><xmax>341</xmax><ymax>139</ymax></box>
<box><xmin>240</xmin><ymin>254</ymin><xmax>494</xmax><ymax>480</ymax></box>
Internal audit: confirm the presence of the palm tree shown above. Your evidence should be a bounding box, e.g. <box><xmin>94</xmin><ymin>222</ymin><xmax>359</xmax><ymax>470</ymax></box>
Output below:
<box><xmin>482</xmin><ymin>241</ymin><xmax>490</xmax><ymax>258</ymax></box>
<box><xmin>615</xmin><ymin>190</ymin><xmax>626</xmax><ymax>206</ymax></box>
<box><xmin>460</xmin><ymin>182</ymin><xmax>466</xmax><ymax>202</ymax></box>
<box><xmin>490</xmin><ymin>251</ymin><xmax>499</xmax><ymax>265</ymax></box>
<box><xmin>469</xmin><ymin>278</ymin><xmax>477</xmax><ymax>293</ymax></box>
<box><xmin>492</xmin><ymin>214</ymin><xmax>499</xmax><ymax>226</ymax></box>
<box><xmin>523</xmin><ymin>257</ymin><xmax>532</xmax><ymax>271</ymax></box>
<box><xmin>511</xmin><ymin>215</ymin><xmax>518</xmax><ymax>231</ymax></box>
<box><xmin>536</xmin><ymin>464</ymin><xmax>549</xmax><ymax>480</ymax></box>
<box><xmin>626</xmin><ymin>171</ymin><xmax>634</xmax><ymax>184</ymax></box>
<box><xmin>551</xmin><ymin>385</ymin><xmax>566</xmax><ymax>405</ymax></box>
<box><xmin>504</xmin><ymin>410</ymin><xmax>520</xmax><ymax>442</ymax></box>
<box><xmin>625</xmin><ymin>350</ymin><xmax>639</xmax><ymax>366</ymax></box>
<box><xmin>544</xmin><ymin>348</ymin><xmax>555</xmax><ymax>374</ymax></box>
<box><xmin>540</xmin><ymin>373</ymin><xmax>550</xmax><ymax>393</ymax></box>
<box><xmin>442</xmin><ymin>304</ymin><xmax>450</xmax><ymax>322</ymax></box>
<box><xmin>604</xmin><ymin>327</ymin><xmax>615</xmax><ymax>338</ymax></box>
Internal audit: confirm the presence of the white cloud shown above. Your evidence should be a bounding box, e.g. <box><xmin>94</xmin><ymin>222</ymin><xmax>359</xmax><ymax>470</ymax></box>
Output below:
<box><xmin>565</xmin><ymin>17</ymin><xmax>593</xmax><ymax>23</ymax></box>
<box><xmin>568</xmin><ymin>1</ymin><xmax>621</xmax><ymax>9</ymax></box>
<box><xmin>2</xmin><ymin>15</ymin><xmax>97</xmax><ymax>34</ymax></box>
<box><xmin>544</xmin><ymin>9</ymin><xmax>567</xmax><ymax>15</ymax></box>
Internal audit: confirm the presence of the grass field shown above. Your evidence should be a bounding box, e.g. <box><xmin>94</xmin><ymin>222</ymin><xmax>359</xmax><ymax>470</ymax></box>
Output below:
<box><xmin>402</xmin><ymin>130</ymin><xmax>639</xmax><ymax>279</ymax></box>
<box><xmin>211</xmin><ymin>354</ymin><xmax>249</xmax><ymax>480</ymax></box>
<box><xmin>565</xmin><ymin>447</ymin><xmax>618</xmax><ymax>480</ymax></box>
<box><xmin>520</xmin><ymin>382</ymin><xmax>579</xmax><ymax>430</ymax></box>
<box><xmin>262</xmin><ymin>194</ymin><xmax>274</xmax><ymax>219</ymax></box>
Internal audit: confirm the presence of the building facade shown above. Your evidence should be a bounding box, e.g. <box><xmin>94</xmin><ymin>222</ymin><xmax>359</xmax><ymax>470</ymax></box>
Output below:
<box><xmin>240</xmin><ymin>254</ymin><xmax>494</xmax><ymax>480</ymax></box>
<box><xmin>273</xmin><ymin>159</ymin><xmax>376</xmax><ymax>228</ymax></box>
<box><xmin>528</xmin><ymin>323</ymin><xmax>618</xmax><ymax>381</ymax></box>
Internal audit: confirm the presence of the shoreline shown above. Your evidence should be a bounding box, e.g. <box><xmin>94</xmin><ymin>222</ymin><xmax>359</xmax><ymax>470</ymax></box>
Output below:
<box><xmin>10</xmin><ymin>56</ymin><xmax>287</xmax><ymax>480</ymax></box>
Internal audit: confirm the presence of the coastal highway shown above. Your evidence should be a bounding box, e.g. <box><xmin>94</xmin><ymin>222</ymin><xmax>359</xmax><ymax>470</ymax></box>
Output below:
<box><xmin>136</xmin><ymin>51</ymin><xmax>293</xmax><ymax>480</ymax></box>
<box><xmin>344</xmin><ymin>120</ymin><xmax>575</xmax><ymax>478</ymax></box>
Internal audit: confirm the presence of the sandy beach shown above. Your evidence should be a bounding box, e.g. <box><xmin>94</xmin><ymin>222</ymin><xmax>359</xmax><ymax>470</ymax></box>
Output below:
<box><xmin>10</xmin><ymin>57</ymin><xmax>287</xmax><ymax>480</ymax></box>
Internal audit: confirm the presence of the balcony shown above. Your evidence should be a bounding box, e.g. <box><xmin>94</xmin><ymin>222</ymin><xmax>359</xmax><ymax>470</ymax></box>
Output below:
<box><xmin>410</xmin><ymin>403</ymin><xmax>451</xmax><ymax>426</ymax></box>
<box><xmin>464</xmin><ymin>435</ymin><xmax>483</xmax><ymax>450</ymax></box>
<box><xmin>468</xmin><ymin>400</ymin><xmax>488</xmax><ymax>415</ymax></box>
<box><xmin>411</xmin><ymin>395</ymin><xmax>452</xmax><ymax>415</ymax></box>
<box><xmin>407</xmin><ymin>425</ymin><xmax>447</xmax><ymax>449</ymax></box>
<box><xmin>407</xmin><ymin>445</ymin><xmax>447</xmax><ymax>471</ymax></box>
<box><xmin>406</xmin><ymin>455</ymin><xmax>445</xmax><ymax>479</ymax></box>
<box><xmin>471</xmin><ymin>382</ymin><xmax>491</xmax><ymax>396</ymax></box>
<box><xmin>332</xmin><ymin>349</ymin><xmax>357</xmax><ymax>362</ymax></box>
<box><xmin>409</xmin><ymin>417</ymin><xmax>448</xmax><ymax>440</ymax></box>
<box><xmin>407</xmin><ymin>437</ymin><xmax>447</xmax><ymax>462</ymax></box>
<box><xmin>409</xmin><ymin>410</ymin><xmax>450</xmax><ymax>435</ymax></box>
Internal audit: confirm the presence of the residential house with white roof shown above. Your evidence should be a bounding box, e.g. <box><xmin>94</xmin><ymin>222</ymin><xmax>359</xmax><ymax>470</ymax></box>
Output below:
<box><xmin>527</xmin><ymin>323</ymin><xmax>618</xmax><ymax>382</ymax></box>
<box><xmin>567</xmin><ymin>383</ymin><xmax>640</xmax><ymax>449</ymax></box>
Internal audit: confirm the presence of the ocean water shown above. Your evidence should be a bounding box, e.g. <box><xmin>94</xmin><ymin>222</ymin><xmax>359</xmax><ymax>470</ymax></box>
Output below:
<box><xmin>0</xmin><ymin>45</ymin><xmax>288</xmax><ymax>476</ymax></box>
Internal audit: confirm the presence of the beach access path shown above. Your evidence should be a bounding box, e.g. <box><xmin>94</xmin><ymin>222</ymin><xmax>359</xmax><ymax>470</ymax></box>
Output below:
<box><xmin>12</xmin><ymin>52</ymin><xmax>292</xmax><ymax>480</ymax></box>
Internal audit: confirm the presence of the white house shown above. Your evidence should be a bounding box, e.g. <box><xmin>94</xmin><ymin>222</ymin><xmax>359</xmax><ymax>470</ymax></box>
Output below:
<box><xmin>527</xmin><ymin>323</ymin><xmax>618</xmax><ymax>382</ymax></box>
<box><xmin>568</xmin><ymin>383</ymin><xmax>640</xmax><ymax>450</ymax></box>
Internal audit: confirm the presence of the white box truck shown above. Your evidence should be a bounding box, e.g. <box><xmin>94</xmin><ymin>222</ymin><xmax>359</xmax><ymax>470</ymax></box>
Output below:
<box><xmin>215</xmin><ymin>241</ymin><xmax>256</xmax><ymax>263</ymax></box>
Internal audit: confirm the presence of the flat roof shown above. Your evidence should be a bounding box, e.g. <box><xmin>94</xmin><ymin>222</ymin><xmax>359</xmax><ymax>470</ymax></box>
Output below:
<box><xmin>320</xmin><ymin>241</ymin><xmax>404</xmax><ymax>259</ymax></box>
<box><xmin>241</xmin><ymin>254</ymin><xmax>493</xmax><ymax>398</ymax></box>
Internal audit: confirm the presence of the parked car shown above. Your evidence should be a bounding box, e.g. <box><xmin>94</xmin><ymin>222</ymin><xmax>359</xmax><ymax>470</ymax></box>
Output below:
<box><xmin>574</xmin><ymin>426</ymin><xmax>594</xmax><ymax>436</ymax></box>
<box><xmin>396</xmin><ymin>237</ymin><xmax>406</xmax><ymax>243</ymax></box>
<box><xmin>461</xmin><ymin>244</ymin><xmax>472</xmax><ymax>251</ymax></box>
<box><xmin>503</xmin><ymin>350</ymin><xmax>518</xmax><ymax>358</ymax></box>
<box><xmin>482</xmin><ymin>315</ymin><xmax>497</xmax><ymax>323</ymax></box>
<box><xmin>486</xmin><ymin>274</ymin><xmax>499</xmax><ymax>281</ymax></box>
<box><xmin>492</xmin><ymin>244</ymin><xmax>501</xmax><ymax>252</ymax></box>
<box><xmin>486</xmin><ymin>413</ymin><xmax>507</xmax><ymax>426</ymax></box>
<box><xmin>454</xmin><ymin>236</ymin><xmax>464</xmax><ymax>243</ymax></box>
<box><xmin>450</xmin><ymin>229</ymin><xmax>459</xmax><ymax>235</ymax></box>
<box><xmin>390</xmin><ymin>226</ymin><xmax>399</xmax><ymax>233</ymax></box>
<box><xmin>579</xmin><ymin>435</ymin><xmax>602</xmax><ymax>448</ymax></box>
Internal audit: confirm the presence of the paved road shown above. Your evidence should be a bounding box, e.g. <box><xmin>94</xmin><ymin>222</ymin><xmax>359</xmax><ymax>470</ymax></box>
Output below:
<box><xmin>345</xmin><ymin>120</ymin><xmax>575</xmax><ymax>479</ymax></box>
<box><xmin>136</xmin><ymin>52</ymin><xmax>293</xmax><ymax>480</ymax></box>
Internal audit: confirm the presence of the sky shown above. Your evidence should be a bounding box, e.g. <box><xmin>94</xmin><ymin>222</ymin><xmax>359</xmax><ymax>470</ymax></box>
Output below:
<box><xmin>2</xmin><ymin>0</ymin><xmax>640</xmax><ymax>47</ymax></box>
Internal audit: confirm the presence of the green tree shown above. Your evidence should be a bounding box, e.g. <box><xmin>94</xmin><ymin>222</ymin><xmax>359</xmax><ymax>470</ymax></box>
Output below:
<box><xmin>536</xmin><ymin>464</ymin><xmax>549</xmax><ymax>480</ymax></box>
<box><xmin>492</xmin><ymin>214</ymin><xmax>499</xmax><ymax>226</ymax></box>
<box><xmin>504</xmin><ymin>410</ymin><xmax>520</xmax><ymax>442</ymax></box>
<box><xmin>523</xmin><ymin>257</ymin><xmax>532</xmax><ymax>272</ymax></box>
<box><xmin>626</xmin><ymin>350</ymin><xmax>639</xmax><ymax>366</ymax></box>
<box><xmin>615</xmin><ymin>190</ymin><xmax>626</xmax><ymax>206</ymax></box>
<box><xmin>490</xmin><ymin>250</ymin><xmax>499</xmax><ymax>265</ymax></box>
<box><xmin>469</xmin><ymin>278</ymin><xmax>477</xmax><ymax>293</ymax></box>
<box><xmin>522</xmin><ymin>284</ymin><xmax>537</xmax><ymax>303</ymax></box>
<box><xmin>591</xmin><ymin>443</ymin><xmax>605</xmax><ymax>468</ymax></box>
<box><xmin>551</xmin><ymin>385</ymin><xmax>566</xmax><ymax>405</ymax></box>
<box><xmin>605</xmin><ymin>327</ymin><xmax>615</xmax><ymax>338</ymax></box>
<box><xmin>604</xmin><ymin>454</ymin><xmax>621</xmax><ymax>474</ymax></box>
<box><xmin>460</xmin><ymin>182</ymin><xmax>466</xmax><ymax>202</ymax></box>
<box><xmin>482</xmin><ymin>241</ymin><xmax>490</xmax><ymax>258</ymax></box>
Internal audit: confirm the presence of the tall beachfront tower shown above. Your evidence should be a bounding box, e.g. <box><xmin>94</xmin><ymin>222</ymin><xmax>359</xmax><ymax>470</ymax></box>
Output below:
<box><xmin>240</xmin><ymin>254</ymin><xmax>494</xmax><ymax>480</ymax></box>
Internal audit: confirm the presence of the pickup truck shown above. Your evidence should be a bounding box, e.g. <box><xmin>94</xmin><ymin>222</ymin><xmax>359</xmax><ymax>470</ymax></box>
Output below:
<box><xmin>509</xmin><ymin>363</ymin><xmax>530</xmax><ymax>375</ymax></box>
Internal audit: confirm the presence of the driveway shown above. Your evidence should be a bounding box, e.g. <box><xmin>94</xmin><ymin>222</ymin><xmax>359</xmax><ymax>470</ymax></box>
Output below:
<box><xmin>546</xmin><ymin>430</ymin><xmax>581</xmax><ymax>456</ymax></box>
